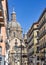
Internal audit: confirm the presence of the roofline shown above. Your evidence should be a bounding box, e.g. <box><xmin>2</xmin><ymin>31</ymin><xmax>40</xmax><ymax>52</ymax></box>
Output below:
<box><xmin>27</xmin><ymin>22</ymin><xmax>38</xmax><ymax>34</ymax></box>
<box><xmin>27</xmin><ymin>8</ymin><xmax>46</xmax><ymax>34</ymax></box>
<box><xmin>37</xmin><ymin>8</ymin><xmax>46</xmax><ymax>22</ymax></box>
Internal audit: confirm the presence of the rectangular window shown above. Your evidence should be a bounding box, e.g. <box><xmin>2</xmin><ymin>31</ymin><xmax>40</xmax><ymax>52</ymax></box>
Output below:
<box><xmin>14</xmin><ymin>32</ymin><xmax>15</xmax><ymax>37</ymax></box>
<box><xmin>0</xmin><ymin>26</ymin><xmax>1</xmax><ymax>34</ymax></box>
<box><xmin>37</xmin><ymin>31</ymin><xmax>39</xmax><ymax>37</ymax></box>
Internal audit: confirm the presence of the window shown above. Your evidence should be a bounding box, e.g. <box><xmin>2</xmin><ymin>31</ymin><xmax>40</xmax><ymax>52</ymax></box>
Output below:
<box><xmin>37</xmin><ymin>31</ymin><xmax>39</xmax><ymax>37</ymax></box>
<box><xmin>37</xmin><ymin>56</ymin><xmax>39</xmax><ymax>60</ymax></box>
<box><xmin>0</xmin><ymin>26</ymin><xmax>1</xmax><ymax>34</ymax></box>
<box><xmin>13</xmin><ymin>32</ymin><xmax>15</xmax><ymax>37</ymax></box>
<box><xmin>0</xmin><ymin>46</ymin><xmax>2</xmax><ymax>55</ymax></box>
<box><xmin>37</xmin><ymin>24</ymin><xmax>39</xmax><ymax>27</ymax></box>
<box><xmin>37</xmin><ymin>47</ymin><xmax>39</xmax><ymax>53</ymax></box>
<box><xmin>44</xmin><ymin>26</ymin><xmax>45</xmax><ymax>31</ymax></box>
<box><xmin>44</xmin><ymin>16</ymin><xmax>45</xmax><ymax>20</ymax></box>
<box><xmin>0</xmin><ymin>62</ymin><xmax>1</xmax><ymax>65</ymax></box>
<box><xmin>4</xmin><ymin>61</ymin><xmax>6</xmax><ymax>65</ymax></box>
<box><xmin>0</xmin><ymin>56</ymin><xmax>2</xmax><ymax>65</ymax></box>
<box><xmin>24</xmin><ymin>62</ymin><xmax>26</xmax><ymax>65</ymax></box>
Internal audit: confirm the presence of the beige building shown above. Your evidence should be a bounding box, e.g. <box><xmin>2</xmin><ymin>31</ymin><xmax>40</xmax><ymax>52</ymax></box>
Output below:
<box><xmin>27</xmin><ymin>8</ymin><xmax>46</xmax><ymax>65</ymax></box>
<box><xmin>27</xmin><ymin>22</ymin><xmax>39</xmax><ymax>65</ymax></box>
<box><xmin>37</xmin><ymin>8</ymin><xmax>46</xmax><ymax>65</ymax></box>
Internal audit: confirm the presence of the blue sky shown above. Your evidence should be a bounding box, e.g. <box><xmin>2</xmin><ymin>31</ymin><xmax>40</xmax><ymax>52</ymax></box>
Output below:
<box><xmin>8</xmin><ymin>0</ymin><xmax>46</xmax><ymax>33</ymax></box>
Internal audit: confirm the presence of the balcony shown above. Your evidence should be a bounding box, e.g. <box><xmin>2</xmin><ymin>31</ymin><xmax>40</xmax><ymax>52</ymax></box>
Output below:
<box><xmin>39</xmin><ymin>51</ymin><xmax>46</xmax><ymax>61</ymax></box>
<box><xmin>22</xmin><ymin>53</ymin><xmax>27</xmax><ymax>57</ymax></box>
<box><xmin>27</xmin><ymin>33</ymin><xmax>34</xmax><ymax>43</ymax></box>
<box><xmin>39</xmin><ymin>19</ymin><xmax>46</xmax><ymax>29</ymax></box>
<box><xmin>0</xmin><ymin>16</ymin><xmax>4</xmax><ymax>22</ymax></box>
<box><xmin>28</xmin><ymin>43</ymin><xmax>34</xmax><ymax>49</ymax></box>
<box><xmin>28</xmin><ymin>48</ymin><xmax>34</xmax><ymax>56</ymax></box>
<box><xmin>39</xmin><ymin>29</ymin><xmax>46</xmax><ymax>39</ymax></box>
<box><xmin>39</xmin><ymin>41</ymin><xmax>46</xmax><ymax>51</ymax></box>
<box><xmin>29</xmin><ymin>51</ymin><xmax>34</xmax><ymax>56</ymax></box>
<box><xmin>0</xmin><ymin>0</ymin><xmax>4</xmax><ymax>25</ymax></box>
<box><xmin>28</xmin><ymin>39</ymin><xmax>34</xmax><ymax>48</ymax></box>
<box><xmin>28</xmin><ymin>46</ymin><xmax>34</xmax><ymax>54</ymax></box>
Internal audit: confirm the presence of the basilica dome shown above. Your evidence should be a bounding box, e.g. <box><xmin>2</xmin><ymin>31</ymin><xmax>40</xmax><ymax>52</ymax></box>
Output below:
<box><xmin>8</xmin><ymin>9</ymin><xmax>22</xmax><ymax>31</ymax></box>
<box><xmin>8</xmin><ymin>9</ymin><xmax>22</xmax><ymax>40</ymax></box>
<box><xmin>9</xmin><ymin>21</ymin><xmax>22</xmax><ymax>30</ymax></box>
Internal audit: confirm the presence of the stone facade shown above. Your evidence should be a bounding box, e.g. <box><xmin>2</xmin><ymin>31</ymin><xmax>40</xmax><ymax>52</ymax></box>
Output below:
<box><xmin>7</xmin><ymin>10</ymin><xmax>28</xmax><ymax>65</ymax></box>
<box><xmin>7</xmin><ymin>9</ymin><xmax>22</xmax><ymax>40</ymax></box>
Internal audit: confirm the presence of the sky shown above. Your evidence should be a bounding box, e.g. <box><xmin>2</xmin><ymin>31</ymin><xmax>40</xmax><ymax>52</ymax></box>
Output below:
<box><xmin>8</xmin><ymin>0</ymin><xmax>46</xmax><ymax>33</ymax></box>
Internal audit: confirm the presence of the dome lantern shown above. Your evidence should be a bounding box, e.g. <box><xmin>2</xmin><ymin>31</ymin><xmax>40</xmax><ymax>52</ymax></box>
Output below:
<box><xmin>11</xmin><ymin>8</ymin><xmax>16</xmax><ymax>22</ymax></box>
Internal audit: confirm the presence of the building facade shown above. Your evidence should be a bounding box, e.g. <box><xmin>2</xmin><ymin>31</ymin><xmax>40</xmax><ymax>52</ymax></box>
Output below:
<box><xmin>0</xmin><ymin>0</ymin><xmax>9</xmax><ymax>65</ymax></box>
<box><xmin>27</xmin><ymin>9</ymin><xmax>46</xmax><ymax>65</ymax></box>
<box><xmin>27</xmin><ymin>22</ymin><xmax>39</xmax><ymax>65</ymax></box>
<box><xmin>1</xmin><ymin>1</ymin><xmax>28</xmax><ymax>65</ymax></box>
<box><xmin>22</xmin><ymin>34</ymin><xmax>28</xmax><ymax>65</ymax></box>
<box><xmin>38</xmin><ymin>9</ymin><xmax>46</xmax><ymax>65</ymax></box>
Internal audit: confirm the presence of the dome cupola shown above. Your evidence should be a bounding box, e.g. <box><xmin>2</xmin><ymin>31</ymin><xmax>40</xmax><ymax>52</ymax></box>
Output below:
<box><xmin>11</xmin><ymin>8</ymin><xmax>16</xmax><ymax>22</ymax></box>
<box><xmin>8</xmin><ymin>8</ymin><xmax>22</xmax><ymax>39</ymax></box>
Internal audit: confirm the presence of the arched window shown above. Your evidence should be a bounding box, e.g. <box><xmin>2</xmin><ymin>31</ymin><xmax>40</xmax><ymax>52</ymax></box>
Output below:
<box><xmin>0</xmin><ymin>46</ymin><xmax>2</xmax><ymax>55</ymax></box>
